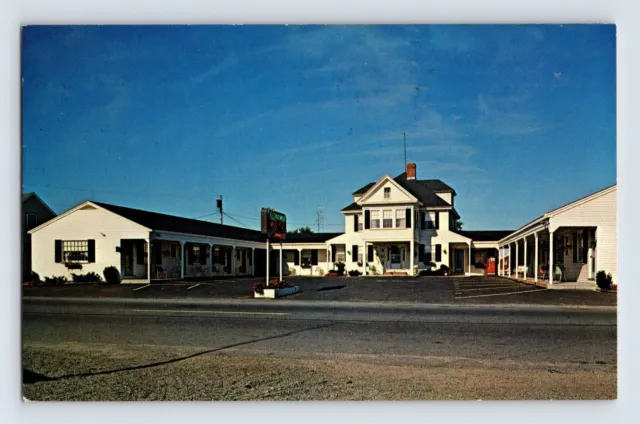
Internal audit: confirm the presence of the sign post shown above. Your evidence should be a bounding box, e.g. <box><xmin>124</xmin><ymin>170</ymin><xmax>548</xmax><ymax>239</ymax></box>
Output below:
<box><xmin>261</xmin><ymin>208</ymin><xmax>287</xmax><ymax>287</ymax></box>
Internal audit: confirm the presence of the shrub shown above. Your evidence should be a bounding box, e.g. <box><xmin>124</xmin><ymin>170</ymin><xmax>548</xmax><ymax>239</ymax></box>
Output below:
<box><xmin>43</xmin><ymin>276</ymin><xmax>67</xmax><ymax>285</ymax></box>
<box><xmin>334</xmin><ymin>262</ymin><xmax>346</xmax><ymax>276</ymax></box>
<box><xmin>64</xmin><ymin>262</ymin><xmax>83</xmax><ymax>270</ymax></box>
<box><xmin>596</xmin><ymin>270</ymin><xmax>613</xmax><ymax>290</ymax></box>
<box><xmin>348</xmin><ymin>270</ymin><xmax>362</xmax><ymax>277</ymax></box>
<box><xmin>71</xmin><ymin>272</ymin><xmax>103</xmax><ymax>283</ymax></box>
<box><xmin>28</xmin><ymin>271</ymin><xmax>42</xmax><ymax>284</ymax></box>
<box><xmin>439</xmin><ymin>265</ymin><xmax>450</xmax><ymax>275</ymax></box>
<box><xmin>103</xmin><ymin>266</ymin><xmax>122</xmax><ymax>284</ymax></box>
<box><xmin>315</xmin><ymin>267</ymin><xmax>324</xmax><ymax>276</ymax></box>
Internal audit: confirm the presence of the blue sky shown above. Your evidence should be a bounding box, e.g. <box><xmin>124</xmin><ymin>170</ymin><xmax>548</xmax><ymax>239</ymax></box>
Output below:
<box><xmin>22</xmin><ymin>25</ymin><xmax>616</xmax><ymax>232</ymax></box>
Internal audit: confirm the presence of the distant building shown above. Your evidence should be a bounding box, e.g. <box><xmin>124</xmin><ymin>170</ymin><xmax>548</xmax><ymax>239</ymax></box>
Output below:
<box><xmin>23</xmin><ymin>192</ymin><xmax>56</xmax><ymax>279</ymax></box>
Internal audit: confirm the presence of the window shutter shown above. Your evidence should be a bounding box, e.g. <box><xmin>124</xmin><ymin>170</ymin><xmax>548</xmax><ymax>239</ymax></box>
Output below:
<box><xmin>406</xmin><ymin>209</ymin><xmax>411</xmax><ymax>228</ymax></box>
<box><xmin>352</xmin><ymin>245</ymin><xmax>359</xmax><ymax>262</ymax></box>
<box><xmin>364</xmin><ymin>210</ymin><xmax>370</xmax><ymax>229</ymax></box>
<box><xmin>294</xmin><ymin>250</ymin><xmax>300</xmax><ymax>265</ymax></box>
<box><xmin>54</xmin><ymin>240</ymin><xmax>62</xmax><ymax>263</ymax></box>
<box><xmin>435</xmin><ymin>212</ymin><xmax>440</xmax><ymax>230</ymax></box>
<box><xmin>188</xmin><ymin>245</ymin><xmax>194</xmax><ymax>265</ymax></box>
<box><xmin>331</xmin><ymin>245</ymin><xmax>336</xmax><ymax>262</ymax></box>
<box><xmin>419</xmin><ymin>244</ymin><xmax>425</xmax><ymax>262</ymax></box>
<box><xmin>435</xmin><ymin>244</ymin><xmax>442</xmax><ymax>262</ymax></box>
<box><xmin>582</xmin><ymin>230</ymin><xmax>588</xmax><ymax>263</ymax></box>
<box><xmin>471</xmin><ymin>249</ymin><xmax>476</xmax><ymax>264</ymax></box>
<box><xmin>367</xmin><ymin>245</ymin><xmax>374</xmax><ymax>262</ymax></box>
<box><xmin>354</xmin><ymin>215</ymin><xmax>359</xmax><ymax>232</ymax></box>
<box><xmin>88</xmin><ymin>239</ymin><xmax>96</xmax><ymax>263</ymax></box>
<box><xmin>311</xmin><ymin>250</ymin><xmax>318</xmax><ymax>265</ymax></box>
<box><xmin>420</xmin><ymin>212</ymin><xmax>426</xmax><ymax>230</ymax></box>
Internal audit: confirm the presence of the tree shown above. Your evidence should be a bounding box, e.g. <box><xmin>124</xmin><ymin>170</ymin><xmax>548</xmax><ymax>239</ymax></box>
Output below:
<box><xmin>287</xmin><ymin>226</ymin><xmax>313</xmax><ymax>235</ymax></box>
<box><xmin>455</xmin><ymin>220</ymin><xmax>464</xmax><ymax>231</ymax></box>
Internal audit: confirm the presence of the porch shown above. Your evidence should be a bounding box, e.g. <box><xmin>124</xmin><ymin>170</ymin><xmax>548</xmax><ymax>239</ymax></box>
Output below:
<box><xmin>121</xmin><ymin>235</ymin><xmax>262</xmax><ymax>283</ymax></box>
<box><xmin>363</xmin><ymin>241</ymin><xmax>416</xmax><ymax>276</ymax></box>
<box><xmin>498</xmin><ymin>225</ymin><xmax>597</xmax><ymax>287</ymax></box>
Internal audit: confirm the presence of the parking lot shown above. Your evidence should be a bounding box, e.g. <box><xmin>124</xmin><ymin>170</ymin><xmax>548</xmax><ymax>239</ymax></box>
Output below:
<box><xmin>23</xmin><ymin>276</ymin><xmax>617</xmax><ymax>307</ymax></box>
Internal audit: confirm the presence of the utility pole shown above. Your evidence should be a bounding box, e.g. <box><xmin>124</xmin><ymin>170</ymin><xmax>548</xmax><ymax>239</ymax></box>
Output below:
<box><xmin>317</xmin><ymin>206</ymin><xmax>324</xmax><ymax>233</ymax></box>
<box><xmin>217</xmin><ymin>195</ymin><xmax>223</xmax><ymax>225</ymax></box>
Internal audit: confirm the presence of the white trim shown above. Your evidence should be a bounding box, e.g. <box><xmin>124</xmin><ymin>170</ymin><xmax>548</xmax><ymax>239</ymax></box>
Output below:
<box><xmin>27</xmin><ymin>201</ymin><xmax>151</xmax><ymax>234</ymax></box>
<box><xmin>356</xmin><ymin>175</ymin><xmax>418</xmax><ymax>205</ymax></box>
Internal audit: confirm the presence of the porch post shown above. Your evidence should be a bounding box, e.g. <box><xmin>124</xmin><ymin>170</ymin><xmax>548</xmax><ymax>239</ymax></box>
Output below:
<box><xmin>232</xmin><ymin>246</ymin><xmax>237</xmax><ymax>277</ymax></box>
<box><xmin>279</xmin><ymin>243</ymin><xmax>283</xmax><ymax>281</ymax></box>
<box><xmin>363</xmin><ymin>242</ymin><xmax>367</xmax><ymax>273</ymax></box>
<box><xmin>298</xmin><ymin>248</ymin><xmax>303</xmax><ymax>276</ymax></box>
<box><xmin>549</xmin><ymin>231</ymin><xmax>554</xmax><ymax>285</ymax></box>
<box><xmin>498</xmin><ymin>247</ymin><xmax>502</xmax><ymax>276</ymax></box>
<box><xmin>534</xmin><ymin>232</ymin><xmax>539</xmax><ymax>282</ymax></box>
<box><xmin>180</xmin><ymin>242</ymin><xmax>185</xmax><ymax>280</ymax></box>
<box><xmin>251</xmin><ymin>248</ymin><xmax>255</xmax><ymax>277</ymax></box>
<box><xmin>146</xmin><ymin>239</ymin><xmax>152</xmax><ymax>284</ymax></box>
<box><xmin>210</xmin><ymin>244</ymin><xmax>214</xmax><ymax>277</ymax></box>
<box><xmin>410</xmin><ymin>241</ymin><xmax>415</xmax><ymax>276</ymax></box>
<box><xmin>507</xmin><ymin>244</ymin><xmax>511</xmax><ymax>277</ymax></box>
<box><xmin>515</xmin><ymin>240</ymin><xmax>519</xmax><ymax>277</ymax></box>
<box><xmin>468</xmin><ymin>242</ymin><xmax>471</xmax><ymax>275</ymax></box>
<box><xmin>523</xmin><ymin>236</ymin><xmax>528</xmax><ymax>279</ymax></box>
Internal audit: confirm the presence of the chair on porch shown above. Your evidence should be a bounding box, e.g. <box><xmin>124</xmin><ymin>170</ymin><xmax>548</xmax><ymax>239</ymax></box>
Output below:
<box><xmin>170</xmin><ymin>266</ymin><xmax>181</xmax><ymax>278</ymax></box>
<box><xmin>155</xmin><ymin>266</ymin><xmax>167</xmax><ymax>279</ymax></box>
<box><xmin>194</xmin><ymin>264</ymin><xmax>206</xmax><ymax>277</ymax></box>
<box><xmin>554</xmin><ymin>266</ymin><xmax>565</xmax><ymax>282</ymax></box>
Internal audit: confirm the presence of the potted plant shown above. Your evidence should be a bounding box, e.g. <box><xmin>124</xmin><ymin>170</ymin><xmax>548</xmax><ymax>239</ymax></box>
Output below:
<box><xmin>595</xmin><ymin>270</ymin><xmax>612</xmax><ymax>291</ymax></box>
<box><xmin>334</xmin><ymin>260</ymin><xmax>346</xmax><ymax>276</ymax></box>
<box><xmin>253</xmin><ymin>279</ymin><xmax>299</xmax><ymax>298</ymax></box>
<box><xmin>440</xmin><ymin>264</ymin><xmax>450</xmax><ymax>276</ymax></box>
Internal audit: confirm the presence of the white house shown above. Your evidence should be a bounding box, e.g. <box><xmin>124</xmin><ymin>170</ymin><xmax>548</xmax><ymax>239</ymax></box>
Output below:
<box><xmin>497</xmin><ymin>184</ymin><xmax>617</xmax><ymax>288</ymax></box>
<box><xmin>28</xmin><ymin>201</ymin><xmax>270</xmax><ymax>283</ymax></box>
<box><xmin>276</xmin><ymin>163</ymin><xmax>511</xmax><ymax>276</ymax></box>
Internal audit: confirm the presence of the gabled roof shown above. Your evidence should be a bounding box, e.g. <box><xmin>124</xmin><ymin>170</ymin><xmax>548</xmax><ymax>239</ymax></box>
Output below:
<box><xmin>352</xmin><ymin>182</ymin><xmax>376</xmax><ymax>195</ymax></box>
<box><xmin>284</xmin><ymin>232</ymin><xmax>344</xmax><ymax>243</ymax></box>
<box><xmin>454</xmin><ymin>230</ymin><xmax>514</xmax><ymax>242</ymax></box>
<box><xmin>393</xmin><ymin>173</ymin><xmax>452</xmax><ymax>207</ymax></box>
<box><xmin>22</xmin><ymin>192</ymin><xmax>56</xmax><ymax>216</ymax></box>
<box><xmin>92</xmin><ymin>202</ymin><xmax>267</xmax><ymax>242</ymax></box>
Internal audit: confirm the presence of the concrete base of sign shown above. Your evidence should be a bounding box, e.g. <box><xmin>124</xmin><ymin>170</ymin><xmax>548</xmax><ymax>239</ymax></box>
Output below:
<box><xmin>254</xmin><ymin>286</ymin><xmax>299</xmax><ymax>299</ymax></box>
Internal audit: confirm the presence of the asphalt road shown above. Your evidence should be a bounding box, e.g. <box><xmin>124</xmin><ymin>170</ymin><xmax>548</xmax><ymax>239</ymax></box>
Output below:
<box><xmin>23</xmin><ymin>299</ymin><xmax>617</xmax><ymax>367</ymax></box>
<box><xmin>22</xmin><ymin>298</ymin><xmax>617</xmax><ymax>400</ymax></box>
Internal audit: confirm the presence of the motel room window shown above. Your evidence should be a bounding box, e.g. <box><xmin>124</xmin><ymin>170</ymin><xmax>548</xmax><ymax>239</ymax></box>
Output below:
<box><xmin>395</xmin><ymin>209</ymin><xmax>406</xmax><ymax>228</ymax></box>
<box><xmin>424</xmin><ymin>212</ymin><xmax>435</xmax><ymax>229</ymax></box>
<box><xmin>62</xmin><ymin>240</ymin><xmax>89</xmax><ymax>262</ymax></box>
<box><xmin>370</xmin><ymin>210</ymin><xmax>381</xmax><ymax>228</ymax></box>
<box><xmin>170</xmin><ymin>243</ymin><xmax>177</xmax><ymax>258</ymax></box>
<box><xmin>25</xmin><ymin>213</ymin><xmax>37</xmax><ymax>231</ymax></box>
<box><xmin>384</xmin><ymin>187</ymin><xmax>391</xmax><ymax>199</ymax></box>
<box><xmin>302</xmin><ymin>251</ymin><xmax>313</xmax><ymax>267</ymax></box>
<box><xmin>383</xmin><ymin>210</ymin><xmax>393</xmax><ymax>228</ymax></box>
<box><xmin>335</xmin><ymin>251</ymin><xmax>346</xmax><ymax>263</ymax></box>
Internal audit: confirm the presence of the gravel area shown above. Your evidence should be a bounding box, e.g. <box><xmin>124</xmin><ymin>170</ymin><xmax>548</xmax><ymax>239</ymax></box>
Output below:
<box><xmin>22</xmin><ymin>343</ymin><xmax>616</xmax><ymax>401</ymax></box>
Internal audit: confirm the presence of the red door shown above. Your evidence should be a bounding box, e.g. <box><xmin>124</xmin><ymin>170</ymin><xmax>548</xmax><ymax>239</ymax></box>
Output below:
<box><xmin>486</xmin><ymin>257</ymin><xmax>496</xmax><ymax>275</ymax></box>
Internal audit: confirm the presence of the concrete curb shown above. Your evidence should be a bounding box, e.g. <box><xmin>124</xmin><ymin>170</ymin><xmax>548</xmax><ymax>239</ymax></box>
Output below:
<box><xmin>23</xmin><ymin>296</ymin><xmax>618</xmax><ymax>312</ymax></box>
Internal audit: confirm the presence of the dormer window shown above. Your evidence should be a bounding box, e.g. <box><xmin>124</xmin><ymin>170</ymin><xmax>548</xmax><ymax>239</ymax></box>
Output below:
<box><xmin>384</xmin><ymin>187</ymin><xmax>391</xmax><ymax>199</ymax></box>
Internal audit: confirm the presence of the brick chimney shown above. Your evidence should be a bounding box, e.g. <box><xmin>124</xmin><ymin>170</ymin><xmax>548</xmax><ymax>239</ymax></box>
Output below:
<box><xmin>406</xmin><ymin>163</ymin><xmax>416</xmax><ymax>180</ymax></box>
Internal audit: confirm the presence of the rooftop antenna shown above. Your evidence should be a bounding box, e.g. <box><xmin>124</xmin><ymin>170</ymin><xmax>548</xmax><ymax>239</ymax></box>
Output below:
<box><xmin>216</xmin><ymin>195</ymin><xmax>223</xmax><ymax>225</ymax></box>
<box><xmin>316</xmin><ymin>206</ymin><xmax>324</xmax><ymax>233</ymax></box>
<box><xmin>403</xmin><ymin>132</ymin><xmax>407</xmax><ymax>171</ymax></box>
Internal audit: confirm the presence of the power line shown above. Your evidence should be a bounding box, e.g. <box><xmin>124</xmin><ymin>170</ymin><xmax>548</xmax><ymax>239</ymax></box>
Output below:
<box><xmin>222</xmin><ymin>211</ymin><xmax>251</xmax><ymax>229</ymax></box>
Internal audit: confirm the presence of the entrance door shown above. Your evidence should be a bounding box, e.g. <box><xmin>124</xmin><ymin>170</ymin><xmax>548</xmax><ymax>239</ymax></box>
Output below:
<box><xmin>389</xmin><ymin>245</ymin><xmax>402</xmax><ymax>269</ymax></box>
<box><xmin>454</xmin><ymin>249</ymin><xmax>464</xmax><ymax>274</ymax></box>
<box><xmin>122</xmin><ymin>242</ymin><xmax>134</xmax><ymax>277</ymax></box>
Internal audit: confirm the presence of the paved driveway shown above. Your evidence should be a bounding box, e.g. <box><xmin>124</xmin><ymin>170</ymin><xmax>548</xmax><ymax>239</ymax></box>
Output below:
<box><xmin>23</xmin><ymin>276</ymin><xmax>617</xmax><ymax>307</ymax></box>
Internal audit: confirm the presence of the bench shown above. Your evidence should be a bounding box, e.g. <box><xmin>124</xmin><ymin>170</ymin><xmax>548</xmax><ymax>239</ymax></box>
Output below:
<box><xmin>515</xmin><ymin>266</ymin><xmax>528</xmax><ymax>278</ymax></box>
